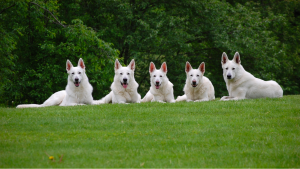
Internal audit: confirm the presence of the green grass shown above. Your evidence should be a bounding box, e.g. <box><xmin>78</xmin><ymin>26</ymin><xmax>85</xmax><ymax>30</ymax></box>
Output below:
<box><xmin>0</xmin><ymin>95</ymin><xmax>300</xmax><ymax>167</ymax></box>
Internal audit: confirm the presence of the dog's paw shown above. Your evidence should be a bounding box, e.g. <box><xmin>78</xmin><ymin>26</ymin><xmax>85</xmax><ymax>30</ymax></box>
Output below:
<box><xmin>220</xmin><ymin>96</ymin><xmax>228</xmax><ymax>101</ymax></box>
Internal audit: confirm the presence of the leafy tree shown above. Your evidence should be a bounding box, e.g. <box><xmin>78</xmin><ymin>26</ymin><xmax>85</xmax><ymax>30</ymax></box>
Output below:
<box><xmin>0</xmin><ymin>0</ymin><xmax>118</xmax><ymax>106</ymax></box>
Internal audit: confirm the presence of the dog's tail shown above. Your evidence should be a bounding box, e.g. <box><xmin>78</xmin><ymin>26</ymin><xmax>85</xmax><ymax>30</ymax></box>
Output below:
<box><xmin>93</xmin><ymin>91</ymin><xmax>113</xmax><ymax>104</ymax></box>
<box><xmin>16</xmin><ymin>90</ymin><xmax>66</xmax><ymax>108</ymax></box>
<box><xmin>175</xmin><ymin>94</ymin><xmax>187</xmax><ymax>102</ymax></box>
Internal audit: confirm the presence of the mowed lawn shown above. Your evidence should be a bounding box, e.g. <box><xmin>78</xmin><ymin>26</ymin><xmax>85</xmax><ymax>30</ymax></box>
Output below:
<box><xmin>0</xmin><ymin>96</ymin><xmax>299</xmax><ymax>167</ymax></box>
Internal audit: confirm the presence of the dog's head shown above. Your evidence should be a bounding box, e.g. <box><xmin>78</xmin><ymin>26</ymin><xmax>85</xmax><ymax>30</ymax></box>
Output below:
<box><xmin>149</xmin><ymin>62</ymin><xmax>168</xmax><ymax>89</ymax></box>
<box><xmin>66</xmin><ymin>58</ymin><xmax>86</xmax><ymax>87</ymax></box>
<box><xmin>221</xmin><ymin>52</ymin><xmax>241</xmax><ymax>80</ymax></box>
<box><xmin>114</xmin><ymin>59</ymin><xmax>135</xmax><ymax>89</ymax></box>
<box><xmin>185</xmin><ymin>61</ymin><xmax>205</xmax><ymax>87</ymax></box>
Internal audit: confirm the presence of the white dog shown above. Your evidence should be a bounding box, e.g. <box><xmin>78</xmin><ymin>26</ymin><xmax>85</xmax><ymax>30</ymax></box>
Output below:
<box><xmin>141</xmin><ymin>62</ymin><xmax>175</xmax><ymax>103</ymax></box>
<box><xmin>16</xmin><ymin>58</ymin><xmax>93</xmax><ymax>108</ymax></box>
<box><xmin>176</xmin><ymin>62</ymin><xmax>215</xmax><ymax>102</ymax></box>
<box><xmin>220</xmin><ymin>52</ymin><xmax>283</xmax><ymax>101</ymax></box>
<box><xmin>93</xmin><ymin>59</ymin><xmax>141</xmax><ymax>104</ymax></box>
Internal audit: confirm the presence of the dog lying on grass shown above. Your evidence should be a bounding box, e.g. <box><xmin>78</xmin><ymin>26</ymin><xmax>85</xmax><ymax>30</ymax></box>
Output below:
<box><xmin>141</xmin><ymin>62</ymin><xmax>175</xmax><ymax>103</ymax></box>
<box><xmin>176</xmin><ymin>61</ymin><xmax>215</xmax><ymax>102</ymax></box>
<box><xmin>220</xmin><ymin>52</ymin><xmax>283</xmax><ymax>101</ymax></box>
<box><xmin>16</xmin><ymin>58</ymin><xmax>93</xmax><ymax>108</ymax></box>
<box><xmin>93</xmin><ymin>59</ymin><xmax>141</xmax><ymax>104</ymax></box>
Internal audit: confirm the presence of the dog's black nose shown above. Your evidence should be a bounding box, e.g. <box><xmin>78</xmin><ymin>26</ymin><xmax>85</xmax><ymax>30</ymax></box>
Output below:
<box><xmin>156</xmin><ymin>81</ymin><xmax>160</xmax><ymax>85</ymax></box>
<box><xmin>192</xmin><ymin>81</ymin><xmax>196</xmax><ymax>85</ymax></box>
<box><xmin>227</xmin><ymin>75</ymin><xmax>231</xmax><ymax>79</ymax></box>
<box><xmin>75</xmin><ymin>78</ymin><xmax>79</xmax><ymax>82</ymax></box>
<box><xmin>123</xmin><ymin>78</ymin><xmax>127</xmax><ymax>83</ymax></box>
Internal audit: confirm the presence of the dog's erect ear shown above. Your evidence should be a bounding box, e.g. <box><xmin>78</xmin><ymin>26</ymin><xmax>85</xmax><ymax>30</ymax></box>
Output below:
<box><xmin>160</xmin><ymin>62</ymin><xmax>167</xmax><ymax>73</ymax></box>
<box><xmin>221</xmin><ymin>52</ymin><xmax>228</xmax><ymax>65</ymax></box>
<box><xmin>78</xmin><ymin>58</ymin><xmax>85</xmax><ymax>69</ymax></box>
<box><xmin>199</xmin><ymin>62</ymin><xmax>205</xmax><ymax>74</ymax></box>
<box><xmin>149</xmin><ymin>62</ymin><xmax>156</xmax><ymax>73</ymax></box>
<box><xmin>233</xmin><ymin>52</ymin><xmax>241</xmax><ymax>64</ymax></box>
<box><xmin>128</xmin><ymin>59</ymin><xmax>135</xmax><ymax>71</ymax></box>
<box><xmin>66</xmin><ymin>60</ymin><xmax>73</xmax><ymax>72</ymax></box>
<box><xmin>185</xmin><ymin>62</ymin><xmax>192</xmax><ymax>73</ymax></box>
<box><xmin>115</xmin><ymin>59</ymin><xmax>122</xmax><ymax>71</ymax></box>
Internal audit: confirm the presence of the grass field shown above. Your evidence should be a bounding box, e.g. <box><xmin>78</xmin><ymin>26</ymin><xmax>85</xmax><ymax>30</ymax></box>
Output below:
<box><xmin>0</xmin><ymin>95</ymin><xmax>299</xmax><ymax>167</ymax></box>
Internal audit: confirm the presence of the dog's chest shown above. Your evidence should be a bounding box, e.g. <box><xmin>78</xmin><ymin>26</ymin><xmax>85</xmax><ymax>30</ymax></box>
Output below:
<box><xmin>70</xmin><ymin>89</ymin><xmax>89</xmax><ymax>103</ymax></box>
<box><xmin>185</xmin><ymin>84</ymin><xmax>206</xmax><ymax>100</ymax></box>
<box><xmin>117</xmin><ymin>89</ymin><xmax>135</xmax><ymax>101</ymax></box>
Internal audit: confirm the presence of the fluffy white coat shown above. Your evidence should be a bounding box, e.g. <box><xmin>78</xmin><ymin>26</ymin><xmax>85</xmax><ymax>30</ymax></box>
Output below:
<box><xmin>220</xmin><ymin>52</ymin><xmax>283</xmax><ymax>101</ymax></box>
<box><xmin>141</xmin><ymin>62</ymin><xmax>175</xmax><ymax>103</ymax></box>
<box><xmin>16</xmin><ymin>58</ymin><xmax>93</xmax><ymax>108</ymax></box>
<box><xmin>176</xmin><ymin>62</ymin><xmax>215</xmax><ymax>102</ymax></box>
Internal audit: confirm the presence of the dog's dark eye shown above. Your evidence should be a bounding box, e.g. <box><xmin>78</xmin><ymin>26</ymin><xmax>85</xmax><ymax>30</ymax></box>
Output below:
<box><xmin>226</xmin><ymin>68</ymin><xmax>228</xmax><ymax>70</ymax></box>
<box><xmin>160</xmin><ymin>75</ymin><xmax>162</xmax><ymax>77</ymax></box>
<box><xmin>72</xmin><ymin>72</ymin><xmax>74</xmax><ymax>74</ymax></box>
<box><xmin>197</xmin><ymin>75</ymin><xmax>199</xmax><ymax>77</ymax></box>
<box><xmin>232</xmin><ymin>68</ymin><xmax>235</xmax><ymax>70</ymax></box>
<box><xmin>154</xmin><ymin>75</ymin><xmax>156</xmax><ymax>77</ymax></box>
<box><xmin>120</xmin><ymin>73</ymin><xmax>123</xmax><ymax>75</ymax></box>
<box><xmin>127</xmin><ymin>73</ymin><xmax>130</xmax><ymax>75</ymax></box>
<box><xmin>190</xmin><ymin>75</ymin><xmax>193</xmax><ymax>76</ymax></box>
<box><xmin>79</xmin><ymin>72</ymin><xmax>81</xmax><ymax>74</ymax></box>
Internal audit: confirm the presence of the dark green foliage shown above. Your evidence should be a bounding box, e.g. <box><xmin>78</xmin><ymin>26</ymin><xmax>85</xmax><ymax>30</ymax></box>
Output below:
<box><xmin>0</xmin><ymin>0</ymin><xmax>299</xmax><ymax>106</ymax></box>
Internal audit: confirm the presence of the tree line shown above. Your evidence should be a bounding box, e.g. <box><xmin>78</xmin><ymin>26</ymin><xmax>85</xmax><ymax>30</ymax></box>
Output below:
<box><xmin>1</xmin><ymin>0</ymin><xmax>299</xmax><ymax>106</ymax></box>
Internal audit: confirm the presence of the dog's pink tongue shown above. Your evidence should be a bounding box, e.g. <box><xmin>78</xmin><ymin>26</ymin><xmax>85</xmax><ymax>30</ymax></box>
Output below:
<box><xmin>156</xmin><ymin>85</ymin><xmax>160</xmax><ymax>89</ymax></box>
<box><xmin>123</xmin><ymin>84</ymin><xmax>128</xmax><ymax>88</ymax></box>
<box><xmin>75</xmin><ymin>83</ymin><xmax>79</xmax><ymax>87</ymax></box>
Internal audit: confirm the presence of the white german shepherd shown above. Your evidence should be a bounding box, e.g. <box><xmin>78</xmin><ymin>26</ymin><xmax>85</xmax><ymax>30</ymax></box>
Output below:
<box><xmin>176</xmin><ymin>62</ymin><xmax>215</xmax><ymax>102</ymax></box>
<box><xmin>220</xmin><ymin>52</ymin><xmax>283</xmax><ymax>101</ymax></box>
<box><xmin>16</xmin><ymin>58</ymin><xmax>93</xmax><ymax>108</ymax></box>
<box><xmin>141</xmin><ymin>62</ymin><xmax>175</xmax><ymax>103</ymax></box>
<box><xmin>93</xmin><ymin>59</ymin><xmax>141</xmax><ymax>104</ymax></box>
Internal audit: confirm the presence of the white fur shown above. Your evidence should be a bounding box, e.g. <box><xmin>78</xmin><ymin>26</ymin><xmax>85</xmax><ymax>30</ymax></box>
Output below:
<box><xmin>141</xmin><ymin>62</ymin><xmax>175</xmax><ymax>103</ymax></box>
<box><xmin>16</xmin><ymin>58</ymin><xmax>93</xmax><ymax>108</ymax></box>
<box><xmin>220</xmin><ymin>52</ymin><xmax>283</xmax><ymax>101</ymax></box>
<box><xmin>176</xmin><ymin>62</ymin><xmax>215</xmax><ymax>102</ymax></box>
<box><xmin>93</xmin><ymin>59</ymin><xmax>141</xmax><ymax>104</ymax></box>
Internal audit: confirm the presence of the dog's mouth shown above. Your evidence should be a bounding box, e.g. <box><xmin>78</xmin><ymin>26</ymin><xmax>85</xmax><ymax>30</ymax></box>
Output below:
<box><xmin>155</xmin><ymin>83</ymin><xmax>161</xmax><ymax>89</ymax></box>
<box><xmin>191</xmin><ymin>81</ymin><xmax>197</xmax><ymax>87</ymax></box>
<box><xmin>121</xmin><ymin>82</ymin><xmax>128</xmax><ymax>88</ymax></box>
<box><xmin>74</xmin><ymin>81</ymin><xmax>80</xmax><ymax>87</ymax></box>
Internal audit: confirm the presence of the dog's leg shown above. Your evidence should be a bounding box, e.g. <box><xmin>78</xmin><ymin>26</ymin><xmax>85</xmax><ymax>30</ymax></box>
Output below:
<box><xmin>93</xmin><ymin>91</ymin><xmax>113</xmax><ymax>104</ymax></box>
<box><xmin>141</xmin><ymin>91</ymin><xmax>153</xmax><ymax>102</ymax></box>
<box><xmin>175</xmin><ymin>95</ymin><xmax>187</xmax><ymax>102</ymax></box>
<box><xmin>220</xmin><ymin>96</ymin><xmax>232</xmax><ymax>100</ymax></box>
<box><xmin>61</xmin><ymin>103</ymin><xmax>86</xmax><ymax>106</ymax></box>
<box><xmin>194</xmin><ymin>98</ymin><xmax>209</xmax><ymax>102</ymax></box>
<box><xmin>165</xmin><ymin>93</ymin><xmax>175</xmax><ymax>103</ymax></box>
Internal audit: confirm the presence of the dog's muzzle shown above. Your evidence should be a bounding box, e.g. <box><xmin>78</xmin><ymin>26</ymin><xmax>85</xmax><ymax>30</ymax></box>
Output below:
<box><xmin>121</xmin><ymin>78</ymin><xmax>128</xmax><ymax>88</ymax></box>
<box><xmin>192</xmin><ymin>81</ymin><xmax>197</xmax><ymax>87</ymax></box>
<box><xmin>155</xmin><ymin>81</ymin><xmax>161</xmax><ymax>89</ymax></box>
<box><xmin>227</xmin><ymin>75</ymin><xmax>232</xmax><ymax>79</ymax></box>
<box><xmin>74</xmin><ymin>78</ymin><xmax>80</xmax><ymax>87</ymax></box>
